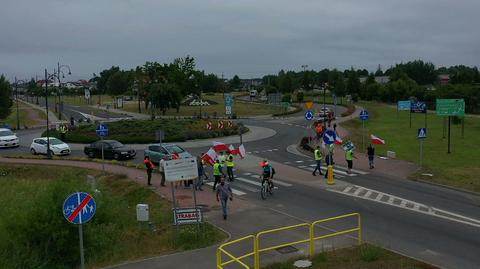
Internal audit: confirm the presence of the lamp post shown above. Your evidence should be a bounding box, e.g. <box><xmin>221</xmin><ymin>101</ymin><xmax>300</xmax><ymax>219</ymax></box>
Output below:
<box><xmin>56</xmin><ymin>62</ymin><xmax>72</xmax><ymax>120</ymax></box>
<box><xmin>44</xmin><ymin>68</ymin><xmax>60</xmax><ymax>159</ymax></box>
<box><xmin>14</xmin><ymin>77</ymin><xmax>26</xmax><ymax>130</ymax></box>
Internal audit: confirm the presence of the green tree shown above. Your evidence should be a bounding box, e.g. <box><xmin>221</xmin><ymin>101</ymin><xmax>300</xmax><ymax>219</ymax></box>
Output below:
<box><xmin>106</xmin><ymin>71</ymin><xmax>133</xmax><ymax>96</ymax></box>
<box><xmin>0</xmin><ymin>76</ymin><xmax>12</xmax><ymax>119</ymax></box>
<box><xmin>97</xmin><ymin>66</ymin><xmax>120</xmax><ymax>94</ymax></box>
<box><xmin>346</xmin><ymin>68</ymin><xmax>361</xmax><ymax>96</ymax></box>
<box><xmin>296</xmin><ymin>91</ymin><xmax>304</xmax><ymax>103</ymax></box>
<box><xmin>279</xmin><ymin>73</ymin><xmax>293</xmax><ymax>93</ymax></box>
<box><xmin>374</xmin><ymin>65</ymin><xmax>383</xmax><ymax>76</ymax></box>
<box><xmin>229</xmin><ymin>75</ymin><xmax>241</xmax><ymax>89</ymax></box>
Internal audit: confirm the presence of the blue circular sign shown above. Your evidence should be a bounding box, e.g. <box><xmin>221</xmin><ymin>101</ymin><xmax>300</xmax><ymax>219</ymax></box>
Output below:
<box><xmin>63</xmin><ymin>192</ymin><xmax>96</xmax><ymax>225</ymax></box>
<box><xmin>359</xmin><ymin>110</ymin><xmax>369</xmax><ymax>121</ymax></box>
<box><xmin>323</xmin><ymin>129</ymin><xmax>337</xmax><ymax>145</ymax></box>
<box><xmin>305</xmin><ymin>110</ymin><xmax>314</xmax><ymax>121</ymax></box>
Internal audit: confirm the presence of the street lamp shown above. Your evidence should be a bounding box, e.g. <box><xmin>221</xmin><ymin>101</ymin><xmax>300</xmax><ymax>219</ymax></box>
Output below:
<box><xmin>44</xmin><ymin>68</ymin><xmax>60</xmax><ymax>159</ymax></box>
<box><xmin>56</xmin><ymin>62</ymin><xmax>72</xmax><ymax>120</ymax></box>
<box><xmin>14</xmin><ymin>77</ymin><xmax>26</xmax><ymax>130</ymax></box>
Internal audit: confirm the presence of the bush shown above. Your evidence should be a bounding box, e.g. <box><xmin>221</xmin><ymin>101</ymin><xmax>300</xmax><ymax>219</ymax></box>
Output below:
<box><xmin>296</xmin><ymin>92</ymin><xmax>304</xmax><ymax>103</ymax></box>
<box><xmin>341</xmin><ymin>104</ymin><xmax>356</xmax><ymax>117</ymax></box>
<box><xmin>272</xmin><ymin>104</ymin><xmax>302</xmax><ymax>117</ymax></box>
<box><xmin>360</xmin><ymin>244</ymin><xmax>384</xmax><ymax>262</ymax></box>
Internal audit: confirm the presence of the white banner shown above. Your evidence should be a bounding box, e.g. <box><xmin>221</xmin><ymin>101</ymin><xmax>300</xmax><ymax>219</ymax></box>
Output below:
<box><xmin>164</xmin><ymin>158</ymin><xmax>198</xmax><ymax>182</ymax></box>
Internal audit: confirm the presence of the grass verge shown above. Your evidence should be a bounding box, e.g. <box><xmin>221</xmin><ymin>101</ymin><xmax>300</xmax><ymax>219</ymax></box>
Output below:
<box><xmin>0</xmin><ymin>164</ymin><xmax>226</xmax><ymax>269</ymax></box>
<box><xmin>263</xmin><ymin>244</ymin><xmax>438</xmax><ymax>269</ymax></box>
<box><xmin>341</xmin><ymin>101</ymin><xmax>480</xmax><ymax>192</ymax></box>
<box><xmin>2</xmin><ymin>101</ymin><xmax>47</xmax><ymax>129</ymax></box>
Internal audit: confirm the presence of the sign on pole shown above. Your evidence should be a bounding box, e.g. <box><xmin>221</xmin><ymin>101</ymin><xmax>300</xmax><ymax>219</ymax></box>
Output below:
<box><xmin>156</xmin><ymin>130</ymin><xmax>165</xmax><ymax>144</ymax></box>
<box><xmin>305</xmin><ymin>110</ymin><xmax>314</xmax><ymax>121</ymax></box>
<box><xmin>173</xmin><ymin>207</ymin><xmax>203</xmax><ymax>225</ymax></box>
<box><xmin>225</xmin><ymin>94</ymin><xmax>233</xmax><ymax>115</ymax></box>
<box><xmin>84</xmin><ymin>89</ymin><xmax>90</xmax><ymax>100</ymax></box>
<box><xmin>323</xmin><ymin>129</ymin><xmax>337</xmax><ymax>145</ymax></box>
<box><xmin>411</xmin><ymin>101</ymin><xmax>427</xmax><ymax>113</ymax></box>
<box><xmin>305</xmin><ymin>101</ymin><xmax>314</xmax><ymax>110</ymax></box>
<box><xmin>96</xmin><ymin>123</ymin><xmax>108</xmax><ymax>137</ymax></box>
<box><xmin>417</xmin><ymin>128</ymin><xmax>427</xmax><ymax>139</ymax></box>
<box><xmin>342</xmin><ymin>141</ymin><xmax>355</xmax><ymax>152</ymax></box>
<box><xmin>63</xmin><ymin>192</ymin><xmax>96</xmax><ymax>224</ymax></box>
<box><xmin>359</xmin><ymin>110</ymin><xmax>369</xmax><ymax>121</ymax></box>
<box><xmin>397</xmin><ymin>100</ymin><xmax>411</xmax><ymax>111</ymax></box>
<box><xmin>164</xmin><ymin>158</ymin><xmax>199</xmax><ymax>182</ymax></box>
<box><xmin>218</xmin><ymin>120</ymin><xmax>224</xmax><ymax>129</ymax></box>
<box><xmin>436</xmin><ymin>99</ymin><xmax>465</xmax><ymax>116</ymax></box>
<box><xmin>206</xmin><ymin>121</ymin><xmax>212</xmax><ymax>130</ymax></box>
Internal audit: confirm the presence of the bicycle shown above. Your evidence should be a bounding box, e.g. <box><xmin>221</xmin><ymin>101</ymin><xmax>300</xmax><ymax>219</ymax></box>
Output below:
<box><xmin>260</xmin><ymin>175</ymin><xmax>274</xmax><ymax>200</ymax></box>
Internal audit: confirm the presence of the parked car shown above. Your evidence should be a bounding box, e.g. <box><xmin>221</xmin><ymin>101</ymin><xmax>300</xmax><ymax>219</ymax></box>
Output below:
<box><xmin>30</xmin><ymin>137</ymin><xmax>71</xmax><ymax>156</ymax></box>
<box><xmin>0</xmin><ymin>128</ymin><xmax>19</xmax><ymax>148</ymax></box>
<box><xmin>84</xmin><ymin>140</ymin><xmax>136</xmax><ymax>160</ymax></box>
<box><xmin>144</xmin><ymin>143</ymin><xmax>192</xmax><ymax>163</ymax></box>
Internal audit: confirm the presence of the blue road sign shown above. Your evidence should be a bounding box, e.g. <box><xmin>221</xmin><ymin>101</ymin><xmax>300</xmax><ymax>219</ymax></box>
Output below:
<box><xmin>96</xmin><ymin>123</ymin><xmax>108</xmax><ymax>137</ymax></box>
<box><xmin>225</xmin><ymin>95</ymin><xmax>233</xmax><ymax>106</ymax></box>
<box><xmin>411</xmin><ymin>101</ymin><xmax>427</xmax><ymax>113</ymax></box>
<box><xmin>305</xmin><ymin>110</ymin><xmax>314</xmax><ymax>121</ymax></box>
<box><xmin>323</xmin><ymin>129</ymin><xmax>337</xmax><ymax>145</ymax></box>
<box><xmin>418</xmin><ymin>128</ymin><xmax>427</xmax><ymax>139</ymax></box>
<box><xmin>63</xmin><ymin>192</ymin><xmax>96</xmax><ymax>225</ymax></box>
<box><xmin>359</xmin><ymin>110</ymin><xmax>369</xmax><ymax>121</ymax></box>
<box><xmin>397</xmin><ymin>100</ymin><xmax>411</xmax><ymax>111</ymax></box>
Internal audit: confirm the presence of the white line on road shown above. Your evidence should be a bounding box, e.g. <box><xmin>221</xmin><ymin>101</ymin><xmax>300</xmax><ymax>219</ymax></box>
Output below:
<box><xmin>205</xmin><ymin>182</ymin><xmax>246</xmax><ymax>196</ymax></box>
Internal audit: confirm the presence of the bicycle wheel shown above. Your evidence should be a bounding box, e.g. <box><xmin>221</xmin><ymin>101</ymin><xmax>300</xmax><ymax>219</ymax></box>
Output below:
<box><xmin>269</xmin><ymin>183</ymin><xmax>273</xmax><ymax>195</ymax></box>
<box><xmin>261</xmin><ymin>183</ymin><xmax>267</xmax><ymax>200</ymax></box>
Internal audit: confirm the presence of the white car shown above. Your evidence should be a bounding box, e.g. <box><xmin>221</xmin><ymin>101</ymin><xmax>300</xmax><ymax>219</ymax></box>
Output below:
<box><xmin>0</xmin><ymin>128</ymin><xmax>19</xmax><ymax>148</ymax></box>
<box><xmin>30</xmin><ymin>137</ymin><xmax>71</xmax><ymax>156</ymax></box>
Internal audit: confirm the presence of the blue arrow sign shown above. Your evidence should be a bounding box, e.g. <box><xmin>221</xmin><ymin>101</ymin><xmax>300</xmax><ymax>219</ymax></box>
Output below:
<box><xmin>63</xmin><ymin>192</ymin><xmax>96</xmax><ymax>225</ymax></box>
<box><xmin>305</xmin><ymin>110</ymin><xmax>314</xmax><ymax>121</ymax></box>
<box><xmin>323</xmin><ymin>129</ymin><xmax>337</xmax><ymax>145</ymax></box>
<box><xmin>418</xmin><ymin>128</ymin><xmax>427</xmax><ymax>139</ymax></box>
<box><xmin>96</xmin><ymin>123</ymin><xmax>108</xmax><ymax>137</ymax></box>
<box><xmin>359</xmin><ymin>110</ymin><xmax>369</xmax><ymax>121</ymax></box>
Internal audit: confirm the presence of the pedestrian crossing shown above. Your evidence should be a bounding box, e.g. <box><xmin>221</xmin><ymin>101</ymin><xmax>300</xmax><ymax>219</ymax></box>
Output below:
<box><xmin>290</xmin><ymin>160</ymin><xmax>368</xmax><ymax>178</ymax></box>
<box><xmin>204</xmin><ymin>173</ymin><xmax>293</xmax><ymax>196</ymax></box>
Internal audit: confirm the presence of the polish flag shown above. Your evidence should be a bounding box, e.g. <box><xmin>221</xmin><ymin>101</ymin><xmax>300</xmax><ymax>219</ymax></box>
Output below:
<box><xmin>213</xmin><ymin>141</ymin><xmax>229</xmax><ymax>152</ymax></box>
<box><xmin>201</xmin><ymin>148</ymin><xmax>217</xmax><ymax>165</ymax></box>
<box><xmin>335</xmin><ymin>135</ymin><xmax>343</xmax><ymax>145</ymax></box>
<box><xmin>238</xmin><ymin>144</ymin><xmax>246</xmax><ymax>158</ymax></box>
<box><xmin>371</xmin><ymin>134</ymin><xmax>386</xmax><ymax>145</ymax></box>
<box><xmin>228</xmin><ymin>144</ymin><xmax>235</xmax><ymax>153</ymax></box>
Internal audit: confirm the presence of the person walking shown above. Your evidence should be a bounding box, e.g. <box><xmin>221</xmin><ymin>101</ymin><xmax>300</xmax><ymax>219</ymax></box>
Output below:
<box><xmin>333</xmin><ymin>123</ymin><xmax>337</xmax><ymax>133</ymax></box>
<box><xmin>159</xmin><ymin>157</ymin><xmax>166</xmax><ymax>186</ymax></box>
<box><xmin>143</xmin><ymin>156</ymin><xmax>155</xmax><ymax>186</ymax></box>
<box><xmin>345</xmin><ymin>148</ymin><xmax>354</xmax><ymax>174</ymax></box>
<box><xmin>216</xmin><ymin>177</ymin><xmax>233</xmax><ymax>220</ymax></box>
<box><xmin>367</xmin><ymin>144</ymin><xmax>375</xmax><ymax>169</ymax></box>
<box><xmin>226</xmin><ymin>155</ymin><xmax>235</xmax><ymax>181</ymax></box>
<box><xmin>212</xmin><ymin>159</ymin><xmax>223</xmax><ymax>190</ymax></box>
<box><xmin>312</xmin><ymin>146</ymin><xmax>323</xmax><ymax>176</ymax></box>
<box><xmin>195</xmin><ymin>155</ymin><xmax>204</xmax><ymax>191</ymax></box>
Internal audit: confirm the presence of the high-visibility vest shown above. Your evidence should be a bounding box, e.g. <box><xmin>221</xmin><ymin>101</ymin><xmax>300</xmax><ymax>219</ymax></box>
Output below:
<box><xmin>218</xmin><ymin>155</ymin><xmax>226</xmax><ymax>163</ymax></box>
<box><xmin>227</xmin><ymin>159</ymin><xmax>235</xmax><ymax>167</ymax></box>
<box><xmin>213</xmin><ymin>163</ymin><xmax>222</xmax><ymax>175</ymax></box>
<box><xmin>346</xmin><ymin>150</ymin><xmax>353</xmax><ymax>161</ymax></box>
<box><xmin>60</xmin><ymin>126</ymin><xmax>67</xmax><ymax>134</ymax></box>
<box><xmin>314</xmin><ymin>149</ymin><xmax>322</xmax><ymax>160</ymax></box>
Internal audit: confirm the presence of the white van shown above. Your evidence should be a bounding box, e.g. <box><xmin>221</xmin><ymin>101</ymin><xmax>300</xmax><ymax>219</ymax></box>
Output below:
<box><xmin>250</xmin><ymin>90</ymin><xmax>257</xmax><ymax>98</ymax></box>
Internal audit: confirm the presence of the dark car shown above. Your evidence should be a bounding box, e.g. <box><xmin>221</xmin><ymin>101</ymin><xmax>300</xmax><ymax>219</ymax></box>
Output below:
<box><xmin>143</xmin><ymin>143</ymin><xmax>192</xmax><ymax>163</ymax></box>
<box><xmin>84</xmin><ymin>140</ymin><xmax>136</xmax><ymax>160</ymax></box>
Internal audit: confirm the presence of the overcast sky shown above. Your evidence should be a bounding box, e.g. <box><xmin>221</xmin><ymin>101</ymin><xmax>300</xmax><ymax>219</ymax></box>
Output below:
<box><xmin>1</xmin><ymin>0</ymin><xmax>479</xmax><ymax>81</ymax></box>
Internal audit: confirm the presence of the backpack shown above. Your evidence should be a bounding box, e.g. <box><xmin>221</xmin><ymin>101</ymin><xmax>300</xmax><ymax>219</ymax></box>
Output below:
<box><xmin>271</xmin><ymin>167</ymin><xmax>276</xmax><ymax>175</ymax></box>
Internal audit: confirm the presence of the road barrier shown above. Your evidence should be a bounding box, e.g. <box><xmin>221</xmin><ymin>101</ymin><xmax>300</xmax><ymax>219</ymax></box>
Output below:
<box><xmin>216</xmin><ymin>212</ymin><xmax>361</xmax><ymax>269</ymax></box>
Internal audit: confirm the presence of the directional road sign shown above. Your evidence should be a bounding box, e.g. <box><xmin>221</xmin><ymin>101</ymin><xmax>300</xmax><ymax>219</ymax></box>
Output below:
<box><xmin>305</xmin><ymin>110</ymin><xmax>314</xmax><ymax>121</ymax></box>
<box><xmin>359</xmin><ymin>110</ymin><xmax>369</xmax><ymax>121</ymax></box>
<box><xmin>397</xmin><ymin>100</ymin><xmax>411</xmax><ymax>111</ymax></box>
<box><xmin>418</xmin><ymin>128</ymin><xmax>427</xmax><ymax>139</ymax></box>
<box><xmin>411</xmin><ymin>101</ymin><xmax>427</xmax><ymax>113</ymax></box>
<box><xmin>436</xmin><ymin>99</ymin><xmax>465</xmax><ymax>116</ymax></box>
<box><xmin>224</xmin><ymin>94</ymin><xmax>233</xmax><ymax>106</ymax></box>
<box><xmin>63</xmin><ymin>192</ymin><xmax>96</xmax><ymax>225</ymax></box>
<box><xmin>96</xmin><ymin>123</ymin><xmax>108</xmax><ymax>137</ymax></box>
<box><xmin>323</xmin><ymin>129</ymin><xmax>337</xmax><ymax>145</ymax></box>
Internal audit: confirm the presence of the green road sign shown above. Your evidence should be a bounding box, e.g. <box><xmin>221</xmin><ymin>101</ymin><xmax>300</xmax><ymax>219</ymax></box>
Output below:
<box><xmin>436</xmin><ymin>99</ymin><xmax>465</xmax><ymax>116</ymax></box>
<box><xmin>281</xmin><ymin>102</ymin><xmax>290</xmax><ymax>108</ymax></box>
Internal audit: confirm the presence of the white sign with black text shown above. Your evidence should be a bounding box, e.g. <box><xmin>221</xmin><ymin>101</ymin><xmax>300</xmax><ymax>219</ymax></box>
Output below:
<box><xmin>164</xmin><ymin>158</ymin><xmax>198</xmax><ymax>182</ymax></box>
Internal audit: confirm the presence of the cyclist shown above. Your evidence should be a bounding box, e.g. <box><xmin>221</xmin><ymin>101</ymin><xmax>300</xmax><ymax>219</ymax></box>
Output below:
<box><xmin>260</xmin><ymin>159</ymin><xmax>274</xmax><ymax>189</ymax></box>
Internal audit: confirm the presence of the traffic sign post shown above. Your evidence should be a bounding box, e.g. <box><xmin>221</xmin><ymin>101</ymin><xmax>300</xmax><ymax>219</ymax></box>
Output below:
<box><xmin>96</xmin><ymin>123</ymin><xmax>108</xmax><ymax>172</ymax></box>
<box><xmin>305</xmin><ymin>110</ymin><xmax>314</xmax><ymax>121</ymax></box>
<box><xmin>359</xmin><ymin>110</ymin><xmax>369</xmax><ymax>150</ymax></box>
<box><xmin>323</xmin><ymin>129</ymin><xmax>337</xmax><ymax>145</ymax></box>
<box><xmin>410</xmin><ymin>101</ymin><xmax>427</xmax><ymax>128</ymax></box>
<box><xmin>225</xmin><ymin>95</ymin><xmax>233</xmax><ymax>117</ymax></box>
<box><xmin>418</xmin><ymin>128</ymin><xmax>427</xmax><ymax>168</ymax></box>
<box><xmin>156</xmin><ymin>129</ymin><xmax>165</xmax><ymax>145</ymax></box>
<box><xmin>63</xmin><ymin>192</ymin><xmax>96</xmax><ymax>269</ymax></box>
<box><xmin>436</xmin><ymin>99</ymin><xmax>465</xmax><ymax>154</ymax></box>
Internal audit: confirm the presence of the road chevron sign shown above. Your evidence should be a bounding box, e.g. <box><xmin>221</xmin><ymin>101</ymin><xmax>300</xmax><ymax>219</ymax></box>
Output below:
<box><xmin>206</xmin><ymin>121</ymin><xmax>212</xmax><ymax>130</ymax></box>
<box><xmin>218</xmin><ymin>120</ymin><xmax>224</xmax><ymax>129</ymax></box>
<box><xmin>63</xmin><ymin>192</ymin><xmax>96</xmax><ymax>225</ymax></box>
<box><xmin>227</xmin><ymin>121</ymin><xmax>233</xmax><ymax>128</ymax></box>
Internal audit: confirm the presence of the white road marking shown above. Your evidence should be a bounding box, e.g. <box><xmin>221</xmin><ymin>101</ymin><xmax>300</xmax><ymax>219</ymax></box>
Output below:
<box><xmin>295</xmin><ymin>160</ymin><xmax>304</xmax><ymax>163</ymax></box>
<box><xmin>353</xmin><ymin>188</ymin><xmax>363</xmax><ymax>196</ymax></box>
<box><xmin>344</xmin><ymin>186</ymin><xmax>353</xmax><ymax>193</ymax></box>
<box><xmin>272</xmin><ymin>149</ymin><xmax>279</xmax><ymax>151</ymax></box>
<box><xmin>205</xmin><ymin>182</ymin><xmax>246</xmax><ymax>196</ymax></box>
<box><xmin>235</xmin><ymin>177</ymin><xmax>261</xmax><ymax>187</ymax></box>
<box><xmin>364</xmin><ymin>190</ymin><xmax>373</xmax><ymax>198</ymax></box>
<box><xmin>298</xmin><ymin>165</ymin><xmax>307</xmax><ymax>168</ymax></box>
<box><xmin>243</xmin><ymin>173</ymin><xmax>252</xmax><ymax>176</ymax></box>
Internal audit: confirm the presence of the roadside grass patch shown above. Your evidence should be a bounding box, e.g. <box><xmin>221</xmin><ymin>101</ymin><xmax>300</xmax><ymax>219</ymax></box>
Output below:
<box><xmin>341</xmin><ymin>101</ymin><xmax>480</xmax><ymax>192</ymax></box>
<box><xmin>0</xmin><ymin>164</ymin><xmax>226</xmax><ymax>269</ymax></box>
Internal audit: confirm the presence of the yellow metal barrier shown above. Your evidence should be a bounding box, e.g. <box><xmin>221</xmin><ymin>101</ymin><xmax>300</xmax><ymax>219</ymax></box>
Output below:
<box><xmin>216</xmin><ymin>213</ymin><xmax>362</xmax><ymax>269</ymax></box>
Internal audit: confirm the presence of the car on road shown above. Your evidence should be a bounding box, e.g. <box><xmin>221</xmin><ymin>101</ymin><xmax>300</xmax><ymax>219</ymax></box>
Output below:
<box><xmin>30</xmin><ymin>137</ymin><xmax>71</xmax><ymax>156</ymax></box>
<box><xmin>317</xmin><ymin>107</ymin><xmax>334</xmax><ymax>120</ymax></box>
<box><xmin>0</xmin><ymin>128</ymin><xmax>19</xmax><ymax>148</ymax></box>
<box><xmin>84</xmin><ymin>140</ymin><xmax>136</xmax><ymax>160</ymax></box>
<box><xmin>144</xmin><ymin>143</ymin><xmax>192</xmax><ymax>163</ymax></box>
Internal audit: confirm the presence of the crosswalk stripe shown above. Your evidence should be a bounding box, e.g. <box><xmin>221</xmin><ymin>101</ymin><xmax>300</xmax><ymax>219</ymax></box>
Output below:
<box><xmin>236</xmin><ymin>177</ymin><xmax>261</xmax><ymax>187</ymax></box>
<box><xmin>205</xmin><ymin>182</ymin><xmax>247</xmax><ymax>196</ymax></box>
<box><xmin>243</xmin><ymin>173</ymin><xmax>252</xmax><ymax>176</ymax></box>
<box><xmin>364</xmin><ymin>190</ymin><xmax>372</xmax><ymax>198</ymax></box>
<box><xmin>305</xmin><ymin>162</ymin><xmax>368</xmax><ymax>175</ymax></box>
<box><xmin>344</xmin><ymin>186</ymin><xmax>353</xmax><ymax>193</ymax></box>
<box><xmin>353</xmin><ymin>188</ymin><xmax>363</xmax><ymax>196</ymax></box>
<box><xmin>304</xmin><ymin>166</ymin><xmax>351</xmax><ymax>177</ymax></box>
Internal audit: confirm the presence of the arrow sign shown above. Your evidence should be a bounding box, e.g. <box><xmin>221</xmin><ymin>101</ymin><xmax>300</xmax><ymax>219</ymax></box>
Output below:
<box><xmin>323</xmin><ymin>129</ymin><xmax>337</xmax><ymax>145</ymax></box>
<box><xmin>206</xmin><ymin>121</ymin><xmax>212</xmax><ymax>130</ymax></box>
<box><xmin>418</xmin><ymin>128</ymin><xmax>427</xmax><ymax>139</ymax></box>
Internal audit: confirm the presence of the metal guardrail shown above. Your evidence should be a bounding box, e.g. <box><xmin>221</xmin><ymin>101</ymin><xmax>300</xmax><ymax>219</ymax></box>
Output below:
<box><xmin>217</xmin><ymin>213</ymin><xmax>361</xmax><ymax>269</ymax></box>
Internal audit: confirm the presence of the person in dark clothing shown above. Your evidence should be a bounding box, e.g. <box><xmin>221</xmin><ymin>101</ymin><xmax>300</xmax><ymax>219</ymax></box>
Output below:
<box><xmin>144</xmin><ymin>156</ymin><xmax>155</xmax><ymax>185</ymax></box>
<box><xmin>367</xmin><ymin>144</ymin><xmax>375</xmax><ymax>169</ymax></box>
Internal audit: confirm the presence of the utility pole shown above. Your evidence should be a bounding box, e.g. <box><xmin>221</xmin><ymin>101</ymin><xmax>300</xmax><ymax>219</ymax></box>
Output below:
<box><xmin>45</xmin><ymin>69</ymin><xmax>52</xmax><ymax>159</ymax></box>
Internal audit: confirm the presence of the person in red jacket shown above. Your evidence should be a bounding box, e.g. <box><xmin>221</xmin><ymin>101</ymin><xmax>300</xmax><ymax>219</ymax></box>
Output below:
<box><xmin>144</xmin><ymin>156</ymin><xmax>155</xmax><ymax>186</ymax></box>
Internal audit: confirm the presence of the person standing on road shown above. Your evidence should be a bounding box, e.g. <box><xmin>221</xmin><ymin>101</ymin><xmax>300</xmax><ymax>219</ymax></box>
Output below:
<box><xmin>312</xmin><ymin>146</ymin><xmax>323</xmax><ymax>176</ymax></box>
<box><xmin>345</xmin><ymin>148</ymin><xmax>354</xmax><ymax>174</ymax></box>
<box><xmin>367</xmin><ymin>144</ymin><xmax>375</xmax><ymax>169</ymax></box>
<box><xmin>212</xmin><ymin>159</ymin><xmax>223</xmax><ymax>190</ymax></box>
<box><xmin>144</xmin><ymin>156</ymin><xmax>155</xmax><ymax>186</ymax></box>
<box><xmin>216</xmin><ymin>177</ymin><xmax>233</xmax><ymax>220</ymax></box>
<box><xmin>159</xmin><ymin>157</ymin><xmax>166</xmax><ymax>186</ymax></box>
<box><xmin>226</xmin><ymin>155</ymin><xmax>235</xmax><ymax>181</ymax></box>
<box><xmin>195</xmin><ymin>155</ymin><xmax>204</xmax><ymax>191</ymax></box>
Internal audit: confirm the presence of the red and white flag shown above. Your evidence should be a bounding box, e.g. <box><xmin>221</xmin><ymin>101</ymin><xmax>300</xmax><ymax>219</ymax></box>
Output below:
<box><xmin>371</xmin><ymin>134</ymin><xmax>385</xmax><ymax>145</ymax></box>
<box><xmin>228</xmin><ymin>144</ymin><xmax>235</xmax><ymax>153</ymax></box>
<box><xmin>213</xmin><ymin>141</ymin><xmax>229</xmax><ymax>152</ymax></box>
<box><xmin>238</xmin><ymin>144</ymin><xmax>246</xmax><ymax>158</ymax></box>
<box><xmin>335</xmin><ymin>135</ymin><xmax>343</xmax><ymax>145</ymax></box>
<box><xmin>201</xmin><ymin>147</ymin><xmax>217</xmax><ymax>165</ymax></box>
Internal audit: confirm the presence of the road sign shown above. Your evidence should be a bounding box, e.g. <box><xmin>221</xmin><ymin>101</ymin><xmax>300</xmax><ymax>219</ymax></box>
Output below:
<box><xmin>227</xmin><ymin>121</ymin><xmax>233</xmax><ymax>128</ymax></box>
<box><xmin>305</xmin><ymin>101</ymin><xmax>314</xmax><ymax>110</ymax></box>
<box><xmin>418</xmin><ymin>128</ymin><xmax>427</xmax><ymax>139</ymax></box>
<box><xmin>342</xmin><ymin>141</ymin><xmax>355</xmax><ymax>152</ymax></box>
<box><xmin>411</xmin><ymin>101</ymin><xmax>426</xmax><ymax>113</ymax></box>
<box><xmin>63</xmin><ymin>192</ymin><xmax>96</xmax><ymax>225</ymax></box>
<box><xmin>225</xmin><ymin>105</ymin><xmax>232</xmax><ymax>115</ymax></box>
<box><xmin>224</xmin><ymin>94</ymin><xmax>234</xmax><ymax>106</ymax></box>
<box><xmin>84</xmin><ymin>89</ymin><xmax>90</xmax><ymax>99</ymax></box>
<box><xmin>206</xmin><ymin>121</ymin><xmax>212</xmax><ymax>130</ymax></box>
<box><xmin>164</xmin><ymin>158</ymin><xmax>199</xmax><ymax>182</ymax></box>
<box><xmin>397</xmin><ymin>100</ymin><xmax>411</xmax><ymax>111</ymax></box>
<box><xmin>323</xmin><ymin>129</ymin><xmax>337</xmax><ymax>145</ymax></box>
<box><xmin>218</xmin><ymin>120</ymin><xmax>224</xmax><ymax>129</ymax></box>
<box><xmin>436</xmin><ymin>99</ymin><xmax>465</xmax><ymax>116</ymax></box>
<box><xmin>305</xmin><ymin>110</ymin><xmax>314</xmax><ymax>121</ymax></box>
<box><xmin>173</xmin><ymin>207</ymin><xmax>203</xmax><ymax>225</ymax></box>
<box><xmin>96</xmin><ymin>123</ymin><xmax>108</xmax><ymax>137</ymax></box>
<box><xmin>359</xmin><ymin>110</ymin><xmax>369</xmax><ymax>121</ymax></box>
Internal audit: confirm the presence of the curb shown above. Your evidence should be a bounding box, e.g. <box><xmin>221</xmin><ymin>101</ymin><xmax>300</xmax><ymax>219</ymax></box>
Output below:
<box><xmin>413</xmin><ymin>178</ymin><xmax>480</xmax><ymax>198</ymax></box>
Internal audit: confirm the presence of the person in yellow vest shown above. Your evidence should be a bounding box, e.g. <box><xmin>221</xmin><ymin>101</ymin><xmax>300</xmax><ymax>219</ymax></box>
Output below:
<box><xmin>312</xmin><ymin>145</ymin><xmax>323</xmax><ymax>176</ymax></box>
<box><xmin>212</xmin><ymin>159</ymin><xmax>223</xmax><ymax>190</ymax></box>
<box><xmin>59</xmin><ymin>124</ymin><xmax>68</xmax><ymax>141</ymax></box>
<box><xmin>345</xmin><ymin>148</ymin><xmax>355</xmax><ymax>174</ymax></box>
<box><xmin>226</xmin><ymin>155</ymin><xmax>235</xmax><ymax>181</ymax></box>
